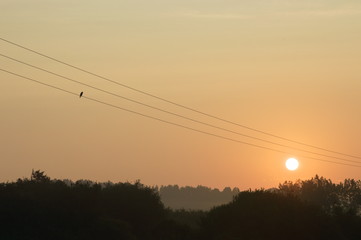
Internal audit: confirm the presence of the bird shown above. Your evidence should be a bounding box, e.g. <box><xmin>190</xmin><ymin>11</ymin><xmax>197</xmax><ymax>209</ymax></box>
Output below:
<box><xmin>79</xmin><ymin>92</ymin><xmax>83</xmax><ymax>98</ymax></box>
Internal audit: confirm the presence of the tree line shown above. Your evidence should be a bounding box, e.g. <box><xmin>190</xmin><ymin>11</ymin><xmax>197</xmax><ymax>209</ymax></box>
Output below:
<box><xmin>0</xmin><ymin>170</ymin><xmax>360</xmax><ymax>239</ymax></box>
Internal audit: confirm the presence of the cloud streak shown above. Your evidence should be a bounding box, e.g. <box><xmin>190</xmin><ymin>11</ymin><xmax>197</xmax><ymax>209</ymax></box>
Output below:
<box><xmin>178</xmin><ymin>10</ymin><xmax>252</xmax><ymax>20</ymax></box>
<box><xmin>281</xmin><ymin>8</ymin><xmax>361</xmax><ymax>17</ymax></box>
<box><xmin>175</xmin><ymin>6</ymin><xmax>361</xmax><ymax>20</ymax></box>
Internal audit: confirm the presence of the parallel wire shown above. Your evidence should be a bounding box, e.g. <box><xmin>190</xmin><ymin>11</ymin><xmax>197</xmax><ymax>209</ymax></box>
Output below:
<box><xmin>1</xmin><ymin>67</ymin><xmax>361</xmax><ymax>168</ymax></box>
<box><xmin>1</xmin><ymin>36</ymin><xmax>360</xmax><ymax>160</ymax></box>
<box><xmin>1</xmin><ymin>53</ymin><xmax>361</xmax><ymax>165</ymax></box>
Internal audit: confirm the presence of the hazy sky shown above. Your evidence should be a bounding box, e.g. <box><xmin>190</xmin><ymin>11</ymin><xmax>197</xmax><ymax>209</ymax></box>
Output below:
<box><xmin>1</xmin><ymin>0</ymin><xmax>361</xmax><ymax>189</ymax></box>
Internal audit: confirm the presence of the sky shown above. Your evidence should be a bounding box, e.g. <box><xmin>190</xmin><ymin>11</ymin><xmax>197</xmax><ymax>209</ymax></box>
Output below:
<box><xmin>1</xmin><ymin>0</ymin><xmax>361</xmax><ymax>189</ymax></box>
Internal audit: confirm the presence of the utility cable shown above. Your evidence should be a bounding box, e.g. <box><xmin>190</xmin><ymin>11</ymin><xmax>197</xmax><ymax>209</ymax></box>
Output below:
<box><xmin>1</xmin><ymin>67</ymin><xmax>361</xmax><ymax>168</ymax></box>
<box><xmin>1</xmin><ymin>36</ymin><xmax>360</xmax><ymax>160</ymax></box>
<box><xmin>1</xmin><ymin>53</ymin><xmax>360</xmax><ymax>164</ymax></box>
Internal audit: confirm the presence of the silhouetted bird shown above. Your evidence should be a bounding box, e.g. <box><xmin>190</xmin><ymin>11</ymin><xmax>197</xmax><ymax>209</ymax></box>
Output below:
<box><xmin>79</xmin><ymin>92</ymin><xmax>83</xmax><ymax>98</ymax></box>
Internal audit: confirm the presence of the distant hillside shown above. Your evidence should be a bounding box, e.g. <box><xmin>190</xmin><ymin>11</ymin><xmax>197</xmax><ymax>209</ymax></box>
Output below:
<box><xmin>159</xmin><ymin>185</ymin><xmax>240</xmax><ymax>210</ymax></box>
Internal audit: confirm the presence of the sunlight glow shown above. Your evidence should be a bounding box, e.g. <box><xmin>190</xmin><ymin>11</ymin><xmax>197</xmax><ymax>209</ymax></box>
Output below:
<box><xmin>286</xmin><ymin>158</ymin><xmax>299</xmax><ymax>171</ymax></box>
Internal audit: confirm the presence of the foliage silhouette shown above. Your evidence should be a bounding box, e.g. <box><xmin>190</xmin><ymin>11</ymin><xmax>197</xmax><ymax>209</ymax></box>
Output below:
<box><xmin>279</xmin><ymin>175</ymin><xmax>361</xmax><ymax>216</ymax></box>
<box><xmin>0</xmin><ymin>170</ymin><xmax>192</xmax><ymax>240</ymax></box>
<box><xmin>0</xmin><ymin>171</ymin><xmax>360</xmax><ymax>240</ymax></box>
<box><xmin>200</xmin><ymin>190</ymin><xmax>361</xmax><ymax>240</ymax></box>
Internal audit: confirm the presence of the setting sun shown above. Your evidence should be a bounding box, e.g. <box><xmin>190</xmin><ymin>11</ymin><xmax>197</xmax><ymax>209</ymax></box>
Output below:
<box><xmin>286</xmin><ymin>158</ymin><xmax>299</xmax><ymax>171</ymax></box>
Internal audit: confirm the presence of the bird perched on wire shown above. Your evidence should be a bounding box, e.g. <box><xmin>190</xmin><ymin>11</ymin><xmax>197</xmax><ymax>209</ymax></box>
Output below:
<box><xmin>79</xmin><ymin>92</ymin><xmax>83</xmax><ymax>98</ymax></box>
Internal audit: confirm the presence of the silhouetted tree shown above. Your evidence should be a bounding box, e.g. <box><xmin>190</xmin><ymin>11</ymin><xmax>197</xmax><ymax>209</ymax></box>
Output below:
<box><xmin>279</xmin><ymin>175</ymin><xmax>361</xmax><ymax>216</ymax></box>
<box><xmin>30</xmin><ymin>169</ymin><xmax>51</xmax><ymax>183</ymax></box>
<box><xmin>0</xmin><ymin>170</ymin><xmax>190</xmax><ymax>240</ymax></box>
<box><xmin>1</xmin><ymin>171</ymin><xmax>360</xmax><ymax>240</ymax></box>
<box><xmin>200</xmin><ymin>190</ymin><xmax>361</xmax><ymax>240</ymax></box>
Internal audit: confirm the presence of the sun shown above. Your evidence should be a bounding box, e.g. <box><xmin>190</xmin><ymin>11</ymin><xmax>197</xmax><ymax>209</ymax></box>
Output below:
<box><xmin>285</xmin><ymin>158</ymin><xmax>299</xmax><ymax>171</ymax></box>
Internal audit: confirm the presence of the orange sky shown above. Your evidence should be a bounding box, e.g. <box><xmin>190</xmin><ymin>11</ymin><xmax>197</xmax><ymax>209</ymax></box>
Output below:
<box><xmin>1</xmin><ymin>0</ymin><xmax>361</xmax><ymax>189</ymax></box>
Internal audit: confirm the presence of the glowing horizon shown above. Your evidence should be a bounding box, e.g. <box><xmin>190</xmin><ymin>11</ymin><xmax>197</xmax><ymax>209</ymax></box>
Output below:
<box><xmin>1</xmin><ymin>0</ymin><xmax>361</xmax><ymax>189</ymax></box>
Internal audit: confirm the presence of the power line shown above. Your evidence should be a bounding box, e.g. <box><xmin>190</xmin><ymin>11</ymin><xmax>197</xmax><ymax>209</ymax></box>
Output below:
<box><xmin>1</xmin><ymin>36</ymin><xmax>360</xmax><ymax>160</ymax></box>
<box><xmin>2</xmin><ymin>53</ymin><xmax>361</xmax><ymax>164</ymax></box>
<box><xmin>1</xmin><ymin>67</ymin><xmax>361</xmax><ymax>169</ymax></box>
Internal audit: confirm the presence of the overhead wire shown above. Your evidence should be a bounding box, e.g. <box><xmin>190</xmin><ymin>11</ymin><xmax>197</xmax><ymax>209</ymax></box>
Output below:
<box><xmin>1</xmin><ymin>37</ymin><xmax>360</xmax><ymax>160</ymax></box>
<box><xmin>1</xmin><ymin>53</ymin><xmax>361</xmax><ymax>165</ymax></box>
<box><xmin>1</xmin><ymin>68</ymin><xmax>361</xmax><ymax>168</ymax></box>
